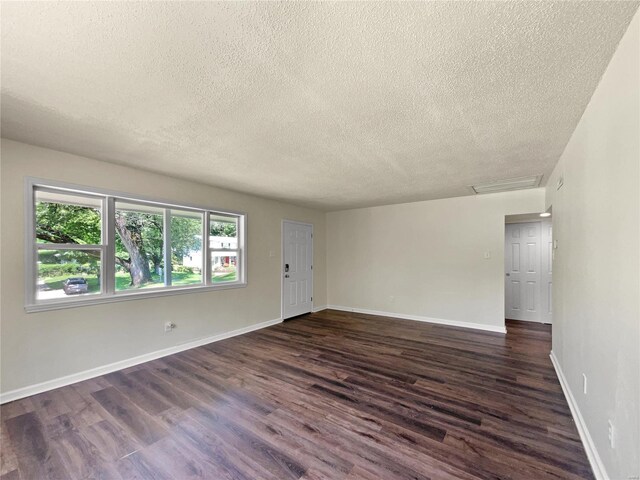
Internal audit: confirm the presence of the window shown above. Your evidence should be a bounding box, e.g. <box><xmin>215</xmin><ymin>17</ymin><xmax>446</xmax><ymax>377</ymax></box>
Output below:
<box><xmin>114</xmin><ymin>201</ymin><xmax>166</xmax><ymax>291</ymax></box>
<box><xmin>209</xmin><ymin>214</ymin><xmax>239</xmax><ymax>284</ymax></box>
<box><xmin>26</xmin><ymin>179</ymin><xmax>246</xmax><ymax>311</ymax></box>
<box><xmin>35</xmin><ymin>190</ymin><xmax>104</xmax><ymax>301</ymax></box>
<box><xmin>171</xmin><ymin>210</ymin><xmax>204</xmax><ymax>286</ymax></box>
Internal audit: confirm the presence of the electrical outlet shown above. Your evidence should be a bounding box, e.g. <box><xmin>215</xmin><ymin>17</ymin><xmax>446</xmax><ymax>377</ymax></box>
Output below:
<box><xmin>582</xmin><ymin>373</ymin><xmax>588</xmax><ymax>394</ymax></box>
<box><xmin>483</xmin><ymin>251</ymin><xmax>491</xmax><ymax>259</ymax></box>
<box><xmin>389</xmin><ymin>295</ymin><xmax>395</xmax><ymax>303</ymax></box>
<box><xmin>164</xmin><ymin>321</ymin><xmax>176</xmax><ymax>333</ymax></box>
<box><xmin>608</xmin><ymin>420</ymin><xmax>615</xmax><ymax>449</ymax></box>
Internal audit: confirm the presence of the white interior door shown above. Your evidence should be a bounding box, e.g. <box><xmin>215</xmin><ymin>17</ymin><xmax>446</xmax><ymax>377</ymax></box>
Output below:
<box><xmin>505</xmin><ymin>222</ymin><xmax>543</xmax><ymax>322</ymax></box>
<box><xmin>541</xmin><ymin>220</ymin><xmax>553</xmax><ymax>324</ymax></box>
<box><xmin>282</xmin><ymin>221</ymin><xmax>313</xmax><ymax>320</ymax></box>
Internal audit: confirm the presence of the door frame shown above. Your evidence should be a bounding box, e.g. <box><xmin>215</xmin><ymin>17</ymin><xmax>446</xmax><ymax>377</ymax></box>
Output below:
<box><xmin>504</xmin><ymin>217</ymin><xmax>553</xmax><ymax>324</ymax></box>
<box><xmin>281</xmin><ymin>219</ymin><xmax>314</xmax><ymax>321</ymax></box>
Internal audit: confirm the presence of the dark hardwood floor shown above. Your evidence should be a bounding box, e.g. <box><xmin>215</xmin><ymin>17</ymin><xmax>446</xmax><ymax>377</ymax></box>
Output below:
<box><xmin>1</xmin><ymin>310</ymin><xmax>593</xmax><ymax>480</ymax></box>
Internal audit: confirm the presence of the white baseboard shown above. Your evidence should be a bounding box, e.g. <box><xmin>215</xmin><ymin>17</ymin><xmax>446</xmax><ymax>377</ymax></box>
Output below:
<box><xmin>326</xmin><ymin>305</ymin><xmax>506</xmax><ymax>334</ymax></box>
<box><xmin>0</xmin><ymin>317</ymin><xmax>283</xmax><ymax>405</ymax></box>
<box><xmin>550</xmin><ymin>351</ymin><xmax>605</xmax><ymax>480</ymax></box>
<box><xmin>312</xmin><ymin>305</ymin><xmax>327</xmax><ymax>312</ymax></box>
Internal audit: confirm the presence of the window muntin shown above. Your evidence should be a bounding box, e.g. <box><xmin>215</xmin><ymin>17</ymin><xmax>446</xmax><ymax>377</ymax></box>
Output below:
<box><xmin>28</xmin><ymin>181</ymin><xmax>246</xmax><ymax>311</ymax></box>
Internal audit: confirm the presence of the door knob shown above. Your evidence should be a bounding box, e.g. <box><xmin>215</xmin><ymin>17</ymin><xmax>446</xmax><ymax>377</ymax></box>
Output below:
<box><xmin>506</xmin><ymin>273</ymin><xmax>510</xmax><ymax>276</ymax></box>
<box><xmin>285</xmin><ymin>274</ymin><xmax>290</xmax><ymax>278</ymax></box>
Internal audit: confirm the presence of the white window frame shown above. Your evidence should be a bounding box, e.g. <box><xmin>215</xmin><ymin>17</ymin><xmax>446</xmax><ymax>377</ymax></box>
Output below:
<box><xmin>25</xmin><ymin>177</ymin><xmax>247</xmax><ymax>313</ymax></box>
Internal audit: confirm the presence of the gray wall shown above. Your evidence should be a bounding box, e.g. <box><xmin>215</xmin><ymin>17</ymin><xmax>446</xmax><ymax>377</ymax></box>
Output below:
<box><xmin>327</xmin><ymin>188</ymin><xmax>545</xmax><ymax>330</ymax></box>
<box><xmin>0</xmin><ymin>139</ymin><xmax>327</xmax><ymax>396</ymax></box>
<box><xmin>546</xmin><ymin>11</ymin><xmax>639</xmax><ymax>479</ymax></box>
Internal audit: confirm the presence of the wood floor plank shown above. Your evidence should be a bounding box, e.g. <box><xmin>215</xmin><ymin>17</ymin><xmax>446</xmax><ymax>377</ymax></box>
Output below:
<box><xmin>175</xmin><ymin>413</ymin><xmax>284</xmax><ymax>480</ymax></box>
<box><xmin>0</xmin><ymin>424</ymin><xmax>18</xmax><ymax>476</ymax></box>
<box><xmin>0</xmin><ymin>469</ymin><xmax>20</xmax><ymax>480</ymax></box>
<box><xmin>104</xmin><ymin>370</ymin><xmax>173</xmax><ymax>416</ymax></box>
<box><xmin>78</xmin><ymin>419</ymin><xmax>141</xmax><ymax>463</ymax></box>
<box><xmin>91</xmin><ymin>387</ymin><xmax>167</xmax><ymax>446</ymax></box>
<box><xmin>127</xmin><ymin>368</ymin><xmax>197</xmax><ymax>411</ymax></box>
<box><xmin>3</xmin><ymin>412</ymin><xmax>69</xmax><ymax>480</ymax></box>
<box><xmin>116</xmin><ymin>449</ymin><xmax>171</xmax><ymax>480</ymax></box>
<box><xmin>1</xmin><ymin>312</ymin><xmax>594</xmax><ymax>479</ymax></box>
<box><xmin>0</xmin><ymin>398</ymin><xmax>34</xmax><ymax>423</ymax></box>
<box><xmin>187</xmin><ymin>405</ymin><xmax>308</xmax><ymax>479</ymax></box>
<box><xmin>52</xmin><ymin>427</ymin><xmax>122</xmax><ymax>480</ymax></box>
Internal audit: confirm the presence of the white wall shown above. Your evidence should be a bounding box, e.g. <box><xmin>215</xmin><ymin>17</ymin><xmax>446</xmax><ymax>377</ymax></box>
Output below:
<box><xmin>326</xmin><ymin>189</ymin><xmax>545</xmax><ymax>331</ymax></box>
<box><xmin>0</xmin><ymin>139</ymin><xmax>327</xmax><ymax>398</ymax></box>
<box><xmin>545</xmin><ymin>11</ymin><xmax>639</xmax><ymax>480</ymax></box>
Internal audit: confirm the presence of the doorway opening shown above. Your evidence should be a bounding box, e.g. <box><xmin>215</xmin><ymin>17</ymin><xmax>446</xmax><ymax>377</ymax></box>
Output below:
<box><xmin>282</xmin><ymin>220</ymin><xmax>313</xmax><ymax>320</ymax></box>
<box><xmin>504</xmin><ymin>211</ymin><xmax>553</xmax><ymax>324</ymax></box>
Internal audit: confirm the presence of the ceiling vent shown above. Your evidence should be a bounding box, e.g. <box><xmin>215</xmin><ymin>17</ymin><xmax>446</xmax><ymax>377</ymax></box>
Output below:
<box><xmin>470</xmin><ymin>175</ymin><xmax>543</xmax><ymax>195</ymax></box>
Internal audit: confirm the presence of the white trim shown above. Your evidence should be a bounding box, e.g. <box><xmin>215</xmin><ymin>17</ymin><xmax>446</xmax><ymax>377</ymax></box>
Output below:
<box><xmin>24</xmin><ymin>178</ymin><xmax>37</xmax><ymax>306</ymax></box>
<box><xmin>326</xmin><ymin>305</ymin><xmax>507</xmax><ymax>333</ymax></box>
<box><xmin>204</xmin><ymin>211</ymin><xmax>211</xmax><ymax>284</ymax></box>
<box><xmin>549</xmin><ymin>351</ymin><xmax>604</xmax><ymax>480</ymax></box>
<box><xmin>104</xmin><ymin>197</ymin><xmax>116</xmax><ymax>295</ymax></box>
<box><xmin>163</xmin><ymin>208</ymin><xmax>172</xmax><ymax>287</ymax></box>
<box><xmin>25</xmin><ymin>282</ymin><xmax>247</xmax><ymax>313</ymax></box>
<box><xmin>0</xmin><ymin>317</ymin><xmax>282</xmax><ymax>404</ymax></box>
<box><xmin>35</xmin><ymin>243</ymin><xmax>103</xmax><ymax>251</ymax></box>
<box><xmin>239</xmin><ymin>211</ymin><xmax>247</xmax><ymax>285</ymax></box>
<box><xmin>312</xmin><ymin>305</ymin><xmax>327</xmax><ymax>313</ymax></box>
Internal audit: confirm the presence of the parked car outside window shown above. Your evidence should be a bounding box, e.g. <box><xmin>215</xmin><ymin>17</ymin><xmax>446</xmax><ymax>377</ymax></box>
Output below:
<box><xmin>62</xmin><ymin>277</ymin><xmax>88</xmax><ymax>295</ymax></box>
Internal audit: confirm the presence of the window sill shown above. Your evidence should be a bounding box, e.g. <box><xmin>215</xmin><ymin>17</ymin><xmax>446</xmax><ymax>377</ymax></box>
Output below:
<box><xmin>25</xmin><ymin>282</ymin><xmax>248</xmax><ymax>313</ymax></box>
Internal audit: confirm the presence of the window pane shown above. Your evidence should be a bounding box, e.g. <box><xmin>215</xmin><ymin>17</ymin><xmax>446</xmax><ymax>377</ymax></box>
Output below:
<box><xmin>171</xmin><ymin>210</ymin><xmax>203</xmax><ymax>286</ymax></box>
<box><xmin>35</xmin><ymin>190</ymin><xmax>101</xmax><ymax>245</ymax></box>
<box><xmin>211</xmin><ymin>251</ymin><xmax>238</xmax><ymax>283</ymax></box>
<box><xmin>209</xmin><ymin>215</ymin><xmax>238</xmax><ymax>249</ymax></box>
<box><xmin>37</xmin><ymin>249</ymin><xmax>101</xmax><ymax>300</ymax></box>
<box><xmin>115</xmin><ymin>202</ymin><xmax>165</xmax><ymax>291</ymax></box>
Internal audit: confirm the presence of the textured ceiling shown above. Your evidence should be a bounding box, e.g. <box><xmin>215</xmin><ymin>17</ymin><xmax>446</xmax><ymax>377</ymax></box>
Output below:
<box><xmin>1</xmin><ymin>2</ymin><xmax>638</xmax><ymax>210</ymax></box>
